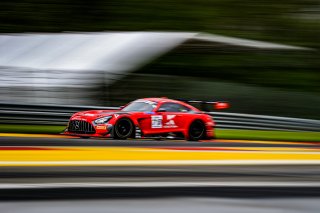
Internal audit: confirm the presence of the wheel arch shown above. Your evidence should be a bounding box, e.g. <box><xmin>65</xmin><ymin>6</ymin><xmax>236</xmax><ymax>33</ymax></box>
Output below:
<box><xmin>113</xmin><ymin>116</ymin><xmax>136</xmax><ymax>139</ymax></box>
<box><xmin>183</xmin><ymin>118</ymin><xmax>206</xmax><ymax>140</ymax></box>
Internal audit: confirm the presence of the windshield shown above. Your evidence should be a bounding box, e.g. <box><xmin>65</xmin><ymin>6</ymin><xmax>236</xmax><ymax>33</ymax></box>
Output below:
<box><xmin>121</xmin><ymin>101</ymin><xmax>157</xmax><ymax>112</ymax></box>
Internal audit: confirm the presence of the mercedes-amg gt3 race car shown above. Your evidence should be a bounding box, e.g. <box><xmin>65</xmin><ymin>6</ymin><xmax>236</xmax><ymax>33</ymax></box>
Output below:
<box><xmin>64</xmin><ymin>97</ymin><xmax>229</xmax><ymax>141</ymax></box>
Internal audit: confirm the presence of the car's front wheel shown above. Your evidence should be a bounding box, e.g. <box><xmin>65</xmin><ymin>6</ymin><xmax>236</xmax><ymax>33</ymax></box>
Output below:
<box><xmin>113</xmin><ymin>118</ymin><xmax>134</xmax><ymax>139</ymax></box>
<box><xmin>187</xmin><ymin>120</ymin><xmax>205</xmax><ymax>141</ymax></box>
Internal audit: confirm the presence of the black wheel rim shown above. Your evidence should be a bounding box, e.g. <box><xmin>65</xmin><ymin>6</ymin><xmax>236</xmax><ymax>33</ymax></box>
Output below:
<box><xmin>116</xmin><ymin>119</ymin><xmax>132</xmax><ymax>137</ymax></box>
<box><xmin>190</xmin><ymin>122</ymin><xmax>204</xmax><ymax>139</ymax></box>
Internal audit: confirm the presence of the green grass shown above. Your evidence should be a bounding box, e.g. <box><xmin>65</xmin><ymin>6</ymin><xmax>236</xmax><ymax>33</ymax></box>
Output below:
<box><xmin>216</xmin><ymin>129</ymin><xmax>320</xmax><ymax>142</ymax></box>
<box><xmin>0</xmin><ymin>124</ymin><xmax>319</xmax><ymax>142</ymax></box>
<box><xmin>0</xmin><ymin>124</ymin><xmax>65</xmax><ymax>134</ymax></box>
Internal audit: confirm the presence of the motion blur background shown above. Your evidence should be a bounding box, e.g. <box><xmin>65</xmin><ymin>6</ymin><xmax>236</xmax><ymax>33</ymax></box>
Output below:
<box><xmin>1</xmin><ymin>2</ymin><xmax>320</xmax><ymax>212</ymax></box>
<box><xmin>0</xmin><ymin>0</ymin><xmax>319</xmax><ymax>119</ymax></box>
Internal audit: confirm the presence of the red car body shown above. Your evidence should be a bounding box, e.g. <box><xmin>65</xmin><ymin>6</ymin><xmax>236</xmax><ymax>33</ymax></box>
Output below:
<box><xmin>64</xmin><ymin>97</ymin><xmax>221</xmax><ymax>141</ymax></box>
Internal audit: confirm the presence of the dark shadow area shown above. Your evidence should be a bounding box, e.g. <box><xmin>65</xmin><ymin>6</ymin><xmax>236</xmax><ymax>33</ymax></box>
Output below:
<box><xmin>2</xmin><ymin>187</ymin><xmax>320</xmax><ymax>200</ymax></box>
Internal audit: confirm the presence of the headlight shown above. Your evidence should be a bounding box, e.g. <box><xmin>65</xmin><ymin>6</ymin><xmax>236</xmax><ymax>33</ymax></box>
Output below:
<box><xmin>94</xmin><ymin>116</ymin><xmax>112</xmax><ymax>125</ymax></box>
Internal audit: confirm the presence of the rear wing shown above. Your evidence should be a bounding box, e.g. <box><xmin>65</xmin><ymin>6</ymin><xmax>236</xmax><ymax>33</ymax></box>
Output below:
<box><xmin>177</xmin><ymin>99</ymin><xmax>230</xmax><ymax>111</ymax></box>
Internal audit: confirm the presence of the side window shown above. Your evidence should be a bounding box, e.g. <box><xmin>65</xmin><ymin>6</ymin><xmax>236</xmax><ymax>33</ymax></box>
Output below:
<box><xmin>160</xmin><ymin>103</ymin><xmax>191</xmax><ymax>112</ymax></box>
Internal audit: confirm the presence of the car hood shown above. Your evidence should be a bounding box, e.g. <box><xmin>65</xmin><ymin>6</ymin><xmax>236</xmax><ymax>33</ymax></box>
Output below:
<box><xmin>70</xmin><ymin>110</ymin><xmax>122</xmax><ymax>122</ymax></box>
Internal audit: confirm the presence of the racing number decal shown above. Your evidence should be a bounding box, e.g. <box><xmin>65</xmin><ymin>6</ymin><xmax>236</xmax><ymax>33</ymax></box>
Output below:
<box><xmin>151</xmin><ymin>115</ymin><xmax>162</xmax><ymax>128</ymax></box>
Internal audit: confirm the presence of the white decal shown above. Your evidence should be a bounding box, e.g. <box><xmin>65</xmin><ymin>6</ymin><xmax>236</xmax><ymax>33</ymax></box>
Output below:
<box><xmin>84</xmin><ymin>113</ymin><xmax>95</xmax><ymax>116</ymax></box>
<box><xmin>151</xmin><ymin>115</ymin><xmax>162</xmax><ymax>128</ymax></box>
<box><xmin>114</xmin><ymin>114</ymin><xmax>119</xmax><ymax>118</ymax></box>
<box><xmin>144</xmin><ymin>100</ymin><xmax>156</xmax><ymax>105</ymax></box>
<box><xmin>167</xmin><ymin>115</ymin><xmax>176</xmax><ymax>120</ymax></box>
<box><xmin>165</xmin><ymin>120</ymin><xmax>175</xmax><ymax>126</ymax></box>
<box><xmin>164</xmin><ymin>115</ymin><xmax>177</xmax><ymax>128</ymax></box>
<box><xmin>136</xmin><ymin>100</ymin><xmax>157</xmax><ymax>105</ymax></box>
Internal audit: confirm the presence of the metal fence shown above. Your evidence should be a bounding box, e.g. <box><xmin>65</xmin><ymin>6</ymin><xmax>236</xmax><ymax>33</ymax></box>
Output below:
<box><xmin>1</xmin><ymin>103</ymin><xmax>320</xmax><ymax>132</ymax></box>
<box><xmin>208</xmin><ymin>112</ymin><xmax>320</xmax><ymax>132</ymax></box>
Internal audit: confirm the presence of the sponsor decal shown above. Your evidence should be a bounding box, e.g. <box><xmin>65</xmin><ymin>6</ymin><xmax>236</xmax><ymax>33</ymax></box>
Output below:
<box><xmin>167</xmin><ymin>115</ymin><xmax>176</xmax><ymax>120</ymax></box>
<box><xmin>96</xmin><ymin>125</ymin><xmax>107</xmax><ymax>130</ymax></box>
<box><xmin>114</xmin><ymin>114</ymin><xmax>119</xmax><ymax>118</ymax></box>
<box><xmin>138</xmin><ymin>100</ymin><xmax>156</xmax><ymax>105</ymax></box>
<box><xmin>84</xmin><ymin>113</ymin><xmax>95</xmax><ymax>116</ymax></box>
<box><xmin>151</xmin><ymin>115</ymin><xmax>162</xmax><ymax>128</ymax></box>
<box><xmin>164</xmin><ymin>115</ymin><xmax>177</xmax><ymax>128</ymax></box>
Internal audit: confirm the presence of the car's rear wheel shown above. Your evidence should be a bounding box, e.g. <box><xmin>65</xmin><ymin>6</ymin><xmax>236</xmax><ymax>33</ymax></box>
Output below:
<box><xmin>187</xmin><ymin>120</ymin><xmax>205</xmax><ymax>141</ymax></box>
<box><xmin>113</xmin><ymin>118</ymin><xmax>134</xmax><ymax>139</ymax></box>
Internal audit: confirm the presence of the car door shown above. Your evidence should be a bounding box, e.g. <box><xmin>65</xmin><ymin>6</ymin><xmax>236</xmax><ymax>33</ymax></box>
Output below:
<box><xmin>139</xmin><ymin>102</ymin><xmax>192</xmax><ymax>135</ymax></box>
<box><xmin>139</xmin><ymin>112</ymin><xmax>169</xmax><ymax>135</ymax></box>
<box><xmin>153</xmin><ymin>102</ymin><xmax>190</xmax><ymax>133</ymax></box>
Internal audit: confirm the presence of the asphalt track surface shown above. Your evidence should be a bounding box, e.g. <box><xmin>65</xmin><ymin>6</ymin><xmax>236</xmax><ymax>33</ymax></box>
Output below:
<box><xmin>1</xmin><ymin>136</ymin><xmax>320</xmax><ymax>212</ymax></box>
<box><xmin>2</xmin><ymin>198</ymin><xmax>320</xmax><ymax>213</ymax></box>
<box><xmin>1</xmin><ymin>135</ymin><xmax>320</xmax><ymax>201</ymax></box>
<box><xmin>0</xmin><ymin>136</ymin><xmax>319</xmax><ymax>147</ymax></box>
<box><xmin>1</xmin><ymin>135</ymin><xmax>320</xmax><ymax>167</ymax></box>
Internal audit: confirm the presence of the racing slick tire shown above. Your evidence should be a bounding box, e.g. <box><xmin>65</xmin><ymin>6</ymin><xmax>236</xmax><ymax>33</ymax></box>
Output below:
<box><xmin>187</xmin><ymin>120</ymin><xmax>205</xmax><ymax>141</ymax></box>
<box><xmin>113</xmin><ymin>118</ymin><xmax>135</xmax><ymax>139</ymax></box>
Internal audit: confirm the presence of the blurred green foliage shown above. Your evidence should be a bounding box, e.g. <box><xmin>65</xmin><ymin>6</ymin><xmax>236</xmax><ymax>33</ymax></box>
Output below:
<box><xmin>216</xmin><ymin>129</ymin><xmax>320</xmax><ymax>142</ymax></box>
<box><xmin>0</xmin><ymin>124</ymin><xmax>65</xmax><ymax>134</ymax></box>
<box><xmin>138</xmin><ymin>50</ymin><xmax>320</xmax><ymax>93</ymax></box>
<box><xmin>1</xmin><ymin>0</ymin><xmax>319</xmax><ymax>47</ymax></box>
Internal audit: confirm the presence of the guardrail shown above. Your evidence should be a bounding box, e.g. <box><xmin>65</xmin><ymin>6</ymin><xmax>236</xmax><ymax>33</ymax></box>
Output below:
<box><xmin>1</xmin><ymin>103</ymin><xmax>320</xmax><ymax>132</ymax></box>
<box><xmin>208</xmin><ymin>112</ymin><xmax>320</xmax><ymax>132</ymax></box>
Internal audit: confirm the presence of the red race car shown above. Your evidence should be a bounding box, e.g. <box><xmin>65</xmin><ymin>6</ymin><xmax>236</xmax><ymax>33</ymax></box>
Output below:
<box><xmin>64</xmin><ymin>97</ymin><xmax>229</xmax><ymax>141</ymax></box>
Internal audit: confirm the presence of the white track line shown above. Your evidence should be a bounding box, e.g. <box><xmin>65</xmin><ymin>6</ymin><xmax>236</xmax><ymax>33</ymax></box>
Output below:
<box><xmin>1</xmin><ymin>160</ymin><xmax>320</xmax><ymax>166</ymax></box>
<box><xmin>1</xmin><ymin>181</ymin><xmax>320</xmax><ymax>189</ymax></box>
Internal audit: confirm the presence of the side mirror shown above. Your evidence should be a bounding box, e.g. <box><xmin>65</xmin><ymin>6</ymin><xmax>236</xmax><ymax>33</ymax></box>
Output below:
<box><xmin>213</xmin><ymin>102</ymin><xmax>230</xmax><ymax>110</ymax></box>
<box><xmin>157</xmin><ymin>108</ymin><xmax>167</xmax><ymax>112</ymax></box>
